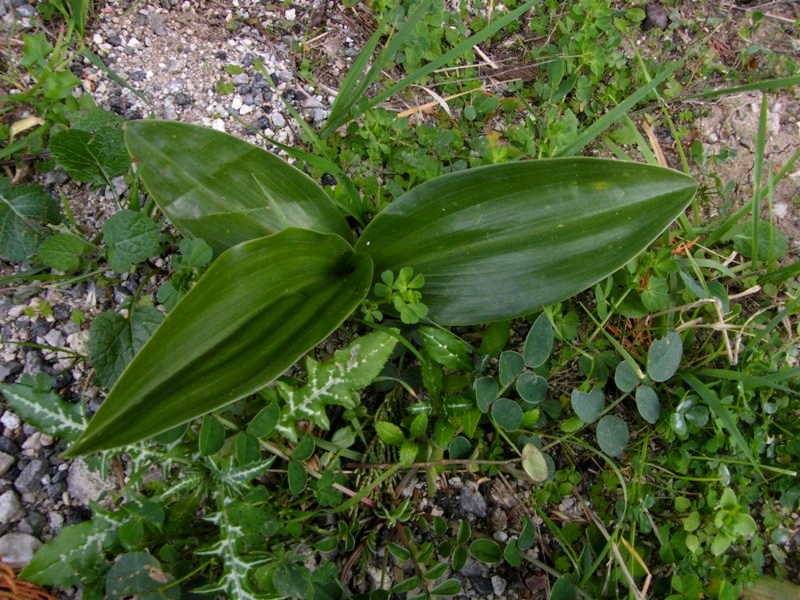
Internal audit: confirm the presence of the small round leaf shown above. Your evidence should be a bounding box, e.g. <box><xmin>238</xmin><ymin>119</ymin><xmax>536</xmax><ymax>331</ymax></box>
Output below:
<box><xmin>523</xmin><ymin>313</ymin><xmax>554</xmax><ymax>368</ymax></box>
<box><xmin>516</xmin><ymin>371</ymin><xmax>548</xmax><ymax>405</ymax></box>
<box><xmin>499</xmin><ymin>351</ymin><xmax>525</xmax><ymax>385</ymax></box>
<box><xmin>596</xmin><ymin>415</ymin><xmax>629</xmax><ymax>457</ymax></box>
<box><xmin>491</xmin><ymin>398</ymin><xmax>523</xmax><ymax>431</ymax></box>
<box><xmin>474</xmin><ymin>376</ymin><xmax>498</xmax><ymax>414</ymax></box>
<box><xmin>448</xmin><ymin>435</ymin><xmax>472</xmax><ymax>459</ymax></box>
<box><xmin>469</xmin><ymin>539</ymin><xmax>503</xmax><ymax>563</ymax></box>
<box><xmin>647</xmin><ymin>330</ymin><xmax>683</xmax><ymax>382</ymax></box>
<box><xmin>635</xmin><ymin>385</ymin><xmax>661</xmax><ymax>424</ymax></box>
<box><xmin>614</xmin><ymin>361</ymin><xmax>640</xmax><ymax>393</ymax></box>
<box><xmin>521</xmin><ymin>443</ymin><xmax>548</xmax><ymax>482</ymax></box>
<box><xmin>570</xmin><ymin>388</ymin><xmax>605</xmax><ymax>424</ymax></box>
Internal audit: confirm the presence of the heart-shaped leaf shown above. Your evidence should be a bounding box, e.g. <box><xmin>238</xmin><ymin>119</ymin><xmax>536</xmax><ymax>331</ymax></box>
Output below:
<box><xmin>570</xmin><ymin>388</ymin><xmax>605</xmax><ymax>424</ymax></box>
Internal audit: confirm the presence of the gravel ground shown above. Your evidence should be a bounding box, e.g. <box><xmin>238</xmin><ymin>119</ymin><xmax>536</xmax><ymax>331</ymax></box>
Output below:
<box><xmin>1</xmin><ymin>1</ymin><xmax>799</xmax><ymax>598</ymax></box>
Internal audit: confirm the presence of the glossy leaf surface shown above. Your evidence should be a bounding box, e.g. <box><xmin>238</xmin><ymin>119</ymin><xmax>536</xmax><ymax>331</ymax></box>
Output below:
<box><xmin>125</xmin><ymin>121</ymin><xmax>352</xmax><ymax>253</ymax></box>
<box><xmin>357</xmin><ymin>159</ymin><xmax>697</xmax><ymax>325</ymax></box>
<box><xmin>66</xmin><ymin>229</ymin><xmax>372</xmax><ymax>456</ymax></box>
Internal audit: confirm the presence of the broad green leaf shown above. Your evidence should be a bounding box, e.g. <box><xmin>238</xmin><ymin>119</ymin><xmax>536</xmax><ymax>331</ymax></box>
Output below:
<box><xmin>103</xmin><ymin>210</ymin><xmax>162</xmax><ymax>272</ymax></box>
<box><xmin>357</xmin><ymin>159</ymin><xmax>697</xmax><ymax>325</ymax></box>
<box><xmin>125</xmin><ymin>120</ymin><xmax>351</xmax><ymax>254</ymax></box>
<box><xmin>104</xmin><ymin>552</ymin><xmax>179</xmax><ymax>600</ymax></box>
<box><xmin>275</xmin><ymin>330</ymin><xmax>397</xmax><ymax>440</ymax></box>
<box><xmin>647</xmin><ymin>331</ymin><xmax>683</xmax><ymax>382</ymax></box>
<box><xmin>524</xmin><ymin>313</ymin><xmax>554</xmax><ymax>368</ymax></box>
<box><xmin>419</xmin><ymin>327</ymin><xmax>471</xmax><ymax>370</ymax></box>
<box><xmin>635</xmin><ymin>385</ymin><xmax>661</xmax><ymax>424</ymax></box>
<box><xmin>293</xmin><ymin>434</ymin><xmax>316</xmax><ymax>462</ymax></box>
<box><xmin>521</xmin><ymin>442</ymin><xmax>548</xmax><ymax>482</ymax></box>
<box><xmin>0</xmin><ymin>373</ymin><xmax>86</xmax><ymax>442</ymax></box>
<box><xmin>596</xmin><ymin>415</ymin><xmax>629</xmax><ymax>457</ymax></box>
<box><xmin>430</xmin><ymin>579</ymin><xmax>462</xmax><ymax>596</ymax></box>
<box><xmin>88</xmin><ymin>306</ymin><xmax>165</xmax><ymax>389</ymax></box>
<box><xmin>246</xmin><ymin>402</ymin><xmax>280</xmax><ymax>439</ymax></box>
<box><xmin>0</xmin><ymin>178</ymin><xmax>61</xmax><ymax>262</ymax></box>
<box><xmin>38</xmin><ymin>233</ymin><xmax>90</xmax><ymax>271</ymax></box>
<box><xmin>570</xmin><ymin>388</ymin><xmax>605</xmax><ymax>424</ymax></box>
<box><xmin>49</xmin><ymin>127</ymin><xmax>129</xmax><ymax>186</ymax></box>
<box><xmin>65</xmin><ymin>229</ymin><xmax>372</xmax><ymax>456</ymax></box>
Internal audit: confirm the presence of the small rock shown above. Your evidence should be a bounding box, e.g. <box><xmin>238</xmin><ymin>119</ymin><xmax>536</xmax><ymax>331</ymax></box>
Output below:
<box><xmin>231</xmin><ymin>95</ymin><xmax>243</xmax><ymax>111</ymax></box>
<box><xmin>271</xmin><ymin>113</ymin><xmax>286</xmax><ymax>128</ymax></box>
<box><xmin>0</xmin><ymin>361</ymin><xmax>22</xmax><ymax>382</ymax></box>
<box><xmin>52</xmin><ymin>303</ymin><xmax>71</xmax><ymax>321</ymax></box>
<box><xmin>67</xmin><ymin>458</ymin><xmax>115</xmax><ymax>506</ymax></box>
<box><xmin>44</xmin><ymin>329</ymin><xmax>65</xmax><ymax>349</ymax></box>
<box><xmin>18</xmin><ymin>511</ymin><xmax>47</xmax><ymax>537</ymax></box>
<box><xmin>643</xmin><ymin>2</ymin><xmax>668</xmax><ymax>30</ymax></box>
<box><xmin>175</xmin><ymin>92</ymin><xmax>193</xmax><ymax>106</ymax></box>
<box><xmin>0</xmin><ymin>452</ymin><xmax>14</xmax><ymax>476</ymax></box>
<box><xmin>0</xmin><ymin>533</ymin><xmax>42</xmax><ymax>569</ymax></box>
<box><xmin>491</xmin><ymin>575</ymin><xmax>507</xmax><ymax>596</ymax></box>
<box><xmin>14</xmin><ymin>458</ymin><xmax>48</xmax><ymax>494</ymax></box>
<box><xmin>231</xmin><ymin>73</ymin><xmax>249</xmax><ymax>85</ymax></box>
<box><xmin>460</xmin><ymin>485</ymin><xmax>487</xmax><ymax>518</ymax></box>
<box><xmin>0</xmin><ymin>438</ymin><xmax>20</xmax><ymax>455</ymax></box>
<box><xmin>470</xmin><ymin>576</ymin><xmax>493</xmax><ymax>596</ymax></box>
<box><xmin>1</xmin><ymin>411</ymin><xmax>21</xmax><ymax>431</ymax></box>
<box><xmin>0</xmin><ymin>490</ymin><xmax>24</xmax><ymax>523</ymax></box>
<box><xmin>15</xmin><ymin>4</ymin><xmax>36</xmax><ymax>18</ymax></box>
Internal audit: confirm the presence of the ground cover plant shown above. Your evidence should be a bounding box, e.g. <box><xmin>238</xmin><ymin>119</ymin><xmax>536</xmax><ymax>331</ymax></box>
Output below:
<box><xmin>1</xmin><ymin>1</ymin><xmax>799</xmax><ymax>599</ymax></box>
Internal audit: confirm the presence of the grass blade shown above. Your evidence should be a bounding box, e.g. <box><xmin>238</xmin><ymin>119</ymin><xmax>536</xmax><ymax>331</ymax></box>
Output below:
<box><xmin>688</xmin><ymin>75</ymin><xmax>800</xmax><ymax>99</ymax></box>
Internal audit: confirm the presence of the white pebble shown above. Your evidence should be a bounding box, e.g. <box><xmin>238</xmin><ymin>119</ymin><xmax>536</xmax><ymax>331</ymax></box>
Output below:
<box><xmin>1</xmin><ymin>411</ymin><xmax>21</xmax><ymax>431</ymax></box>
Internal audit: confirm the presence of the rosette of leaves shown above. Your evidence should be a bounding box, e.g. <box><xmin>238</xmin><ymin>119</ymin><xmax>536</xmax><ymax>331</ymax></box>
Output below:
<box><xmin>64</xmin><ymin>121</ymin><xmax>697</xmax><ymax>456</ymax></box>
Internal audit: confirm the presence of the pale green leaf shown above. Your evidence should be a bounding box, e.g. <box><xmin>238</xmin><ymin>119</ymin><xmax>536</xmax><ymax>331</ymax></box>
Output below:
<box><xmin>103</xmin><ymin>210</ymin><xmax>161</xmax><ymax>272</ymax></box>
<box><xmin>521</xmin><ymin>443</ymin><xmax>548</xmax><ymax>482</ymax></box>
<box><xmin>596</xmin><ymin>415</ymin><xmax>629</xmax><ymax>457</ymax></box>
<box><xmin>570</xmin><ymin>388</ymin><xmax>605</xmax><ymax>424</ymax></box>
<box><xmin>375</xmin><ymin>421</ymin><xmax>405</xmax><ymax>446</ymax></box>
<box><xmin>635</xmin><ymin>385</ymin><xmax>661</xmax><ymax>424</ymax></box>
<box><xmin>647</xmin><ymin>330</ymin><xmax>683</xmax><ymax>382</ymax></box>
<box><xmin>523</xmin><ymin>313</ymin><xmax>554</xmax><ymax>368</ymax></box>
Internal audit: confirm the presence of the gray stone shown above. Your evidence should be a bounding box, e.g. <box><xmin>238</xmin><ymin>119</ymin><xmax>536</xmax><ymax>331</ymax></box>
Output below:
<box><xmin>0</xmin><ymin>533</ymin><xmax>41</xmax><ymax>569</ymax></box>
<box><xmin>0</xmin><ymin>361</ymin><xmax>21</xmax><ymax>382</ymax></box>
<box><xmin>460</xmin><ymin>485</ymin><xmax>487</xmax><ymax>518</ymax></box>
<box><xmin>0</xmin><ymin>410</ymin><xmax>20</xmax><ymax>431</ymax></box>
<box><xmin>15</xmin><ymin>4</ymin><xmax>36</xmax><ymax>18</ymax></box>
<box><xmin>0</xmin><ymin>438</ymin><xmax>19</xmax><ymax>455</ymax></box>
<box><xmin>0</xmin><ymin>451</ymin><xmax>14</xmax><ymax>476</ymax></box>
<box><xmin>491</xmin><ymin>575</ymin><xmax>507</xmax><ymax>596</ymax></box>
<box><xmin>271</xmin><ymin>113</ymin><xmax>286</xmax><ymax>128</ymax></box>
<box><xmin>67</xmin><ymin>458</ymin><xmax>114</xmax><ymax>506</ymax></box>
<box><xmin>14</xmin><ymin>458</ymin><xmax>47</xmax><ymax>494</ymax></box>
<box><xmin>18</xmin><ymin>511</ymin><xmax>47</xmax><ymax>537</ymax></box>
<box><xmin>0</xmin><ymin>490</ymin><xmax>24</xmax><ymax>522</ymax></box>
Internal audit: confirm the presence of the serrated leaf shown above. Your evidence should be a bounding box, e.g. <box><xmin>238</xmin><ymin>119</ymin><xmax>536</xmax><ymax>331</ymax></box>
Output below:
<box><xmin>419</xmin><ymin>327</ymin><xmax>471</xmax><ymax>370</ymax></box>
<box><xmin>521</xmin><ymin>443</ymin><xmax>548</xmax><ymax>482</ymax></box>
<box><xmin>635</xmin><ymin>385</ymin><xmax>661</xmax><ymax>424</ymax></box>
<box><xmin>647</xmin><ymin>330</ymin><xmax>683</xmax><ymax>382</ymax></box>
<box><xmin>0</xmin><ymin>375</ymin><xmax>86</xmax><ymax>442</ymax></box>
<box><xmin>596</xmin><ymin>415</ymin><xmax>629</xmax><ymax>457</ymax></box>
<box><xmin>356</xmin><ymin>158</ymin><xmax>697</xmax><ymax>325</ymax></box>
<box><xmin>21</xmin><ymin>518</ymin><xmax>117</xmax><ymax>586</ymax></box>
<box><xmin>375</xmin><ymin>421</ymin><xmax>405</xmax><ymax>446</ymax></box>
<box><xmin>125</xmin><ymin>120</ymin><xmax>352</xmax><ymax>254</ymax></box>
<box><xmin>104</xmin><ymin>552</ymin><xmax>179</xmax><ymax>599</ymax></box>
<box><xmin>277</xmin><ymin>330</ymin><xmax>397</xmax><ymax>441</ymax></box>
<box><xmin>88</xmin><ymin>306</ymin><xmax>165</xmax><ymax>389</ymax></box>
<box><xmin>103</xmin><ymin>210</ymin><xmax>161</xmax><ymax>272</ymax></box>
<box><xmin>67</xmin><ymin>230</ymin><xmax>372</xmax><ymax>456</ymax></box>
<box><xmin>570</xmin><ymin>388</ymin><xmax>605</xmax><ymax>424</ymax></box>
<box><xmin>49</xmin><ymin>127</ymin><xmax>129</xmax><ymax>186</ymax></box>
<box><xmin>0</xmin><ymin>178</ymin><xmax>61</xmax><ymax>262</ymax></box>
<box><xmin>38</xmin><ymin>233</ymin><xmax>90</xmax><ymax>271</ymax></box>
<box><xmin>524</xmin><ymin>313</ymin><xmax>553</xmax><ymax>367</ymax></box>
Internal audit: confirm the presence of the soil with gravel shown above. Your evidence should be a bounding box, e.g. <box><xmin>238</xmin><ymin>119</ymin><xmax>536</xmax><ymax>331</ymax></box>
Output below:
<box><xmin>0</xmin><ymin>1</ymin><xmax>798</xmax><ymax>598</ymax></box>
